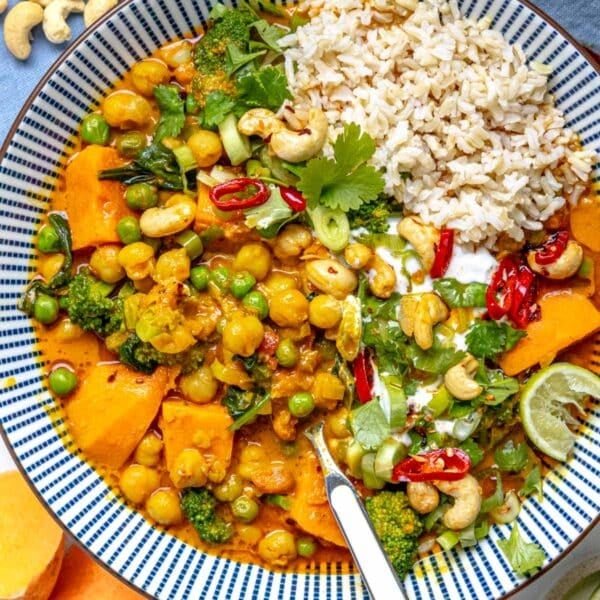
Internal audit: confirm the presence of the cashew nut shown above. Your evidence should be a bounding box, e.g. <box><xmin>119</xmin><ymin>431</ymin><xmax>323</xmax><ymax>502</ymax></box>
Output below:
<box><xmin>407</xmin><ymin>482</ymin><xmax>440</xmax><ymax>515</ymax></box>
<box><xmin>435</xmin><ymin>474</ymin><xmax>482</xmax><ymax>530</ymax></box>
<box><xmin>527</xmin><ymin>240</ymin><xmax>583</xmax><ymax>280</ymax></box>
<box><xmin>306</xmin><ymin>259</ymin><xmax>358</xmax><ymax>300</ymax></box>
<box><xmin>139</xmin><ymin>194</ymin><xmax>197</xmax><ymax>238</ymax></box>
<box><xmin>0</xmin><ymin>0</ymin><xmax>7</xmax><ymax>14</ymax></box>
<box><xmin>273</xmin><ymin>224</ymin><xmax>313</xmax><ymax>261</ymax></box>
<box><xmin>344</xmin><ymin>243</ymin><xmax>373</xmax><ymax>269</ymax></box>
<box><xmin>84</xmin><ymin>0</ymin><xmax>118</xmax><ymax>26</ymax></box>
<box><xmin>3</xmin><ymin>2</ymin><xmax>44</xmax><ymax>60</ymax></box>
<box><xmin>29</xmin><ymin>0</ymin><xmax>54</xmax><ymax>7</ymax></box>
<box><xmin>368</xmin><ymin>254</ymin><xmax>397</xmax><ymax>299</ymax></box>
<box><xmin>397</xmin><ymin>215</ymin><xmax>440</xmax><ymax>272</ymax></box>
<box><xmin>238</xmin><ymin>107</ymin><xmax>328</xmax><ymax>163</ymax></box>
<box><xmin>43</xmin><ymin>0</ymin><xmax>84</xmax><ymax>44</ymax></box>
<box><xmin>399</xmin><ymin>292</ymin><xmax>449</xmax><ymax>350</ymax></box>
<box><xmin>336</xmin><ymin>295</ymin><xmax>362</xmax><ymax>362</ymax></box>
<box><xmin>444</xmin><ymin>354</ymin><xmax>483</xmax><ymax>400</ymax></box>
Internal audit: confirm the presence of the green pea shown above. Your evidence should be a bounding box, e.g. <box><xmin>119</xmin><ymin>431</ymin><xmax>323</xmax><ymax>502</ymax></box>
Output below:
<box><xmin>231</xmin><ymin>495</ymin><xmax>259</xmax><ymax>523</ymax></box>
<box><xmin>210</xmin><ymin>266</ymin><xmax>231</xmax><ymax>291</ymax></box>
<box><xmin>275</xmin><ymin>338</ymin><xmax>299</xmax><ymax>368</ymax></box>
<box><xmin>242</xmin><ymin>291</ymin><xmax>268</xmax><ymax>320</ymax></box>
<box><xmin>115</xmin><ymin>131</ymin><xmax>147</xmax><ymax>158</ymax></box>
<box><xmin>37</xmin><ymin>225</ymin><xmax>60</xmax><ymax>254</ymax></box>
<box><xmin>33</xmin><ymin>294</ymin><xmax>59</xmax><ymax>325</ymax></box>
<box><xmin>116</xmin><ymin>216</ymin><xmax>142</xmax><ymax>244</ymax></box>
<box><xmin>81</xmin><ymin>114</ymin><xmax>110</xmax><ymax>145</ymax></box>
<box><xmin>288</xmin><ymin>391</ymin><xmax>315</xmax><ymax>418</ymax></box>
<box><xmin>125</xmin><ymin>182</ymin><xmax>158</xmax><ymax>211</ymax></box>
<box><xmin>48</xmin><ymin>366</ymin><xmax>78</xmax><ymax>396</ymax></box>
<box><xmin>190</xmin><ymin>265</ymin><xmax>210</xmax><ymax>291</ymax></box>
<box><xmin>230</xmin><ymin>271</ymin><xmax>256</xmax><ymax>299</ymax></box>
<box><xmin>296</xmin><ymin>536</ymin><xmax>317</xmax><ymax>558</ymax></box>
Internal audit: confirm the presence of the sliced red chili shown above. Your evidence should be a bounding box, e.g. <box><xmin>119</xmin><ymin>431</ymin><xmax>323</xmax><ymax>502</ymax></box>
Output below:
<box><xmin>533</xmin><ymin>230</ymin><xmax>569</xmax><ymax>265</ymax></box>
<box><xmin>209</xmin><ymin>178</ymin><xmax>270</xmax><ymax>211</ymax></box>
<box><xmin>353</xmin><ymin>351</ymin><xmax>373</xmax><ymax>404</ymax></box>
<box><xmin>392</xmin><ymin>448</ymin><xmax>471</xmax><ymax>483</ymax></box>
<box><xmin>485</xmin><ymin>256</ymin><xmax>519</xmax><ymax>320</ymax></box>
<box><xmin>430</xmin><ymin>228</ymin><xmax>454</xmax><ymax>278</ymax></box>
<box><xmin>279</xmin><ymin>186</ymin><xmax>307</xmax><ymax>212</ymax></box>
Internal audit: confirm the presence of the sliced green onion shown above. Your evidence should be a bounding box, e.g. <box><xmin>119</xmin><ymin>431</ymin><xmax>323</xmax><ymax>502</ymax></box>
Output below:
<box><xmin>374</xmin><ymin>437</ymin><xmax>407</xmax><ymax>482</ymax></box>
<box><xmin>490</xmin><ymin>490</ymin><xmax>520</xmax><ymax>524</ymax></box>
<box><xmin>264</xmin><ymin>494</ymin><xmax>292</xmax><ymax>511</ymax></box>
<box><xmin>474</xmin><ymin>519</ymin><xmax>489</xmax><ymax>540</ymax></box>
<box><xmin>174</xmin><ymin>229</ymin><xmax>204</xmax><ymax>260</ymax></box>
<box><xmin>427</xmin><ymin>386</ymin><xmax>452</xmax><ymax>417</ymax></box>
<box><xmin>309</xmin><ymin>205</ymin><xmax>350</xmax><ymax>252</ymax></box>
<box><xmin>452</xmin><ymin>411</ymin><xmax>482</xmax><ymax>441</ymax></box>
<box><xmin>436</xmin><ymin>530</ymin><xmax>460</xmax><ymax>551</ymax></box>
<box><xmin>360</xmin><ymin>453</ymin><xmax>386</xmax><ymax>490</ymax></box>
<box><xmin>458</xmin><ymin>524</ymin><xmax>477</xmax><ymax>548</ymax></box>
<box><xmin>173</xmin><ymin>145</ymin><xmax>198</xmax><ymax>173</ymax></box>
<box><xmin>356</xmin><ymin>233</ymin><xmax>406</xmax><ymax>254</ymax></box>
<box><xmin>209</xmin><ymin>164</ymin><xmax>239</xmax><ymax>183</ymax></box>
<box><xmin>218</xmin><ymin>113</ymin><xmax>251</xmax><ymax>166</ymax></box>
<box><xmin>424</xmin><ymin>504</ymin><xmax>445</xmax><ymax>531</ymax></box>
<box><xmin>480</xmin><ymin>473</ymin><xmax>503</xmax><ymax>513</ymax></box>
<box><xmin>345</xmin><ymin>440</ymin><xmax>366</xmax><ymax>478</ymax></box>
<box><xmin>196</xmin><ymin>169</ymin><xmax>220</xmax><ymax>187</ymax></box>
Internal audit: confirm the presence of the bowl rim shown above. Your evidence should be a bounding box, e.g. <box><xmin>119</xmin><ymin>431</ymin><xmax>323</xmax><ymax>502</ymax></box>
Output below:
<box><xmin>0</xmin><ymin>0</ymin><xmax>598</xmax><ymax>598</ymax></box>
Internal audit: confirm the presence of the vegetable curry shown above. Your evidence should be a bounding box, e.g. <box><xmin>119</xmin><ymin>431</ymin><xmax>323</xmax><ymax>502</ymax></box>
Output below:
<box><xmin>23</xmin><ymin>1</ymin><xmax>600</xmax><ymax>581</ymax></box>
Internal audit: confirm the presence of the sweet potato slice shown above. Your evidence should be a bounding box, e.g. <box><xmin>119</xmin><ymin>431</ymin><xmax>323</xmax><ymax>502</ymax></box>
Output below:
<box><xmin>499</xmin><ymin>292</ymin><xmax>600</xmax><ymax>375</ymax></box>
<box><xmin>0</xmin><ymin>471</ymin><xmax>64</xmax><ymax>600</ymax></box>
<box><xmin>65</xmin><ymin>364</ymin><xmax>173</xmax><ymax>469</ymax></box>
<box><xmin>53</xmin><ymin>145</ymin><xmax>131</xmax><ymax>250</ymax></box>
<box><xmin>570</xmin><ymin>197</ymin><xmax>600</xmax><ymax>252</ymax></box>
<box><xmin>160</xmin><ymin>401</ymin><xmax>234</xmax><ymax>481</ymax></box>
<box><xmin>50</xmin><ymin>545</ymin><xmax>142</xmax><ymax>600</ymax></box>
<box><xmin>289</xmin><ymin>451</ymin><xmax>346</xmax><ymax>548</ymax></box>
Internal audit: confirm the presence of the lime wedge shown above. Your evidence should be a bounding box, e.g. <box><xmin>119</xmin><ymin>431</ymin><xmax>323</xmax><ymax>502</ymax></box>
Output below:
<box><xmin>519</xmin><ymin>363</ymin><xmax>600</xmax><ymax>461</ymax></box>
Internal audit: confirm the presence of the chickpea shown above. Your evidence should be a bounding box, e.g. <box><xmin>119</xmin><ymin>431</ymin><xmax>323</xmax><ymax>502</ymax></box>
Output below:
<box><xmin>178</xmin><ymin>365</ymin><xmax>218</xmax><ymax>404</ymax></box>
<box><xmin>103</xmin><ymin>90</ymin><xmax>152</xmax><ymax>129</ymax></box>
<box><xmin>171</xmin><ymin>448</ymin><xmax>208</xmax><ymax>489</ymax></box>
<box><xmin>131</xmin><ymin>59</ymin><xmax>170</xmax><ymax>97</ymax></box>
<box><xmin>89</xmin><ymin>244</ymin><xmax>126</xmax><ymax>284</ymax></box>
<box><xmin>158</xmin><ymin>39</ymin><xmax>192</xmax><ymax>68</ymax></box>
<box><xmin>119</xmin><ymin>464</ymin><xmax>160</xmax><ymax>505</ymax></box>
<box><xmin>134</xmin><ymin>432</ymin><xmax>163</xmax><ymax>467</ymax></box>
<box><xmin>39</xmin><ymin>253</ymin><xmax>64</xmax><ymax>281</ymax></box>
<box><xmin>146</xmin><ymin>488</ymin><xmax>183</xmax><ymax>526</ymax></box>
<box><xmin>327</xmin><ymin>407</ymin><xmax>350</xmax><ymax>438</ymax></box>
<box><xmin>54</xmin><ymin>318</ymin><xmax>84</xmax><ymax>342</ymax></box>
<box><xmin>240</xmin><ymin>445</ymin><xmax>266</xmax><ymax>463</ymax></box>
<box><xmin>153</xmin><ymin>248</ymin><xmax>190</xmax><ymax>284</ymax></box>
<box><xmin>273</xmin><ymin>224</ymin><xmax>312</xmax><ymax>260</ymax></box>
<box><xmin>308</xmin><ymin>294</ymin><xmax>342</xmax><ymax>329</ymax></box>
<box><xmin>269</xmin><ymin>289</ymin><xmax>309</xmax><ymax>328</ymax></box>
<box><xmin>233</xmin><ymin>244</ymin><xmax>272</xmax><ymax>281</ymax></box>
<box><xmin>222</xmin><ymin>315</ymin><xmax>264</xmax><ymax>357</ymax></box>
<box><xmin>118</xmin><ymin>242</ymin><xmax>156</xmax><ymax>281</ymax></box>
<box><xmin>312</xmin><ymin>372</ymin><xmax>346</xmax><ymax>410</ymax></box>
<box><xmin>257</xmin><ymin>530</ymin><xmax>297</xmax><ymax>567</ymax></box>
<box><xmin>214</xmin><ymin>473</ymin><xmax>244</xmax><ymax>502</ymax></box>
<box><xmin>187</xmin><ymin>130</ymin><xmax>223</xmax><ymax>168</ymax></box>
<box><xmin>238</xmin><ymin>525</ymin><xmax>262</xmax><ymax>545</ymax></box>
<box><xmin>260</xmin><ymin>272</ymin><xmax>297</xmax><ymax>299</ymax></box>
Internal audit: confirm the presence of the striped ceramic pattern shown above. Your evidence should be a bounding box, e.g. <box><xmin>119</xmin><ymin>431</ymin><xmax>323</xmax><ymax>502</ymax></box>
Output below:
<box><xmin>0</xmin><ymin>0</ymin><xmax>598</xmax><ymax>597</ymax></box>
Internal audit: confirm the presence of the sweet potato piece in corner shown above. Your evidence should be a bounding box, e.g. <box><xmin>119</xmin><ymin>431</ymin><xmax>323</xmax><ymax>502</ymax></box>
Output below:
<box><xmin>65</xmin><ymin>364</ymin><xmax>173</xmax><ymax>469</ymax></box>
<box><xmin>0</xmin><ymin>471</ymin><xmax>64</xmax><ymax>600</ymax></box>
<box><xmin>499</xmin><ymin>292</ymin><xmax>600</xmax><ymax>376</ymax></box>
<box><xmin>570</xmin><ymin>197</ymin><xmax>600</xmax><ymax>252</ymax></box>
<box><xmin>50</xmin><ymin>545</ymin><xmax>143</xmax><ymax>600</ymax></box>
<box><xmin>160</xmin><ymin>401</ymin><xmax>234</xmax><ymax>482</ymax></box>
<box><xmin>53</xmin><ymin>145</ymin><xmax>132</xmax><ymax>250</ymax></box>
<box><xmin>289</xmin><ymin>451</ymin><xmax>347</xmax><ymax>548</ymax></box>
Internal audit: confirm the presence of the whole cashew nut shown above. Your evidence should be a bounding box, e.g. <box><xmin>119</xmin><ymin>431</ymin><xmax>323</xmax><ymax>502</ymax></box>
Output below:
<box><xmin>139</xmin><ymin>194</ymin><xmax>197</xmax><ymax>238</ymax></box>
<box><xmin>397</xmin><ymin>215</ymin><xmax>440</xmax><ymax>272</ymax></box>
<box><xmin>306</xmin><ymin>259</ymin><xmax>358</xmax><ymax>300</ymax></box>
<box><xmin>43</xmin><ymin>0</ymin><xmax>85</xmax><ymax>44</ymax></box>
<box><xmin>84</xmin><ymin>0</ymin><xmax>118</xmax><ymax>26</ymax></box>
<box><xmin>444</xmin><ymin>354</ymin><xmax>483</xmax><ymax>400</ymax></box>
<box><xmin>368</xmin><ymin>254</ymin><xmax>397</xmax><ymax>299</ymax></box>
<box><xmin>400</xmin><ymin>292</ymin><xmax>449</xmax><ymax>350</ymax></box>
<box><xmin>407</xmin><ymin>482</ymin><xmax>440</xmax><ymax>515</ymax></box>
<box><xmin>527</xmin><ymin>240</ymin><xmax>583</xmax><ymax>280</ymax></box>
<box><xmin>3</xmin><ymin>2</ymin><xmax>44</xmax><ymax>60</ymax></box>
<box><xmin>29</xmin><ymin>0</ymin><xmax>55</xmax><ymax>7</ymax></box>
<box><xmin>434</xmin><ymin>474</ymin><xmax>482</xmax><ymax>530</ymax></box>
<box><xmin>238</xmin><ymin>107</ymin><xmax>328</xmax><ymax>163</ymax></box>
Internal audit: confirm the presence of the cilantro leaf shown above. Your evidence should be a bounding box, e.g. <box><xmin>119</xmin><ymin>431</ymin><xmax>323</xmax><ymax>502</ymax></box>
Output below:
<box><xmin>225</xmin><ymin>44</ymin><xmax>266</xmax><ymax>75</ymax></box>
<box><xmin>236</xmin><ymin>65</ymin><xmax>292</xmax><ymax>111</ymax></box>
<box><xmin>251</xmin><ymin>20</ymin><xmax>286</xmax><ymax>52</ymax></box>
<box><xmin>153</xmin><ymin>85</ymin><xmax>185</xmax><ymax>142</ymax></box>
<box><xmin>407</xmin><ymin>335</ymin><xmax>466</xmax><ymax>375</ymax></box>
<box><xmin>494</xmin><ymin>440</ymin><xmax>529</xmax><ymax>472</ymax></box>
<box><xmin>297</xmin><ymin>123</ymin><xmax>385</xmax><ymax>212</ymax></box>
<box><xmin>198</xmin><ymin>91</ymin><xmax>237</xmax><ymax>129</ymax></box>
<box><xmin>348</xmin><ymin>400</ymin><xmax>389</xmax><ymax>451</ymax></box>
<box><xmin>459</xmin><ymin>439</ymin><xmax>485</xmax><ymax>466</ymax></box>
<box><xmin>433</xmin><ymin>279</ymin><xmax>487</xmax><ymax>308</ymax></box>
<box><xmin>519</xmin><ymin>465</ymin><xmax>543</xmax><ymax>501</ymax></box>
<box><xmin>476</xmin><ymin>368</ymin><xmax>520</xmax><ymax>405</ymax></box>
<box><xmin>466</xmin><ymin>320</ymin><xmax>526</xmax><ymax>360</ymax></box>
<box><xmin>498</xmin><ymin>524</ymin><xmax>545</xmax><ymax>576</ymax></box>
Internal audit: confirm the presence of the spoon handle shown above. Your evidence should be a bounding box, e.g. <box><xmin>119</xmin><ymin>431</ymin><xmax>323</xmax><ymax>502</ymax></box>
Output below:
<box><xmin>305</xmin><ymin>423</ymin><xmax>407</xmax><ymax>600</ymax></box>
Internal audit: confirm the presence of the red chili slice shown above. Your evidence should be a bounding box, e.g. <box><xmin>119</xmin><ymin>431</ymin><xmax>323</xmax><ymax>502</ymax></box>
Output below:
<box><xmin>279</xmin><ymin>187</ymin><xmax>307</xmax><ymax>212</ymax></box>
<box><xmin>353</xmin><ymin>351</ymin><xmax>373</xmax><ymax>404</ymax></box>
<box><xmin>392</xmin><ymin>448</ymin><xmax>471</xmax><ymax>483</ymax></box>
<box><xmin>533</xmin><ymin>230</ymin><xmax>569</xmax><ymax>265</ymax></box>
<box><xmin>209</xmin><ymin>178</ymin><xmax>270</xmax><ymax>211</ymax></box>
<box><xmin>430</xmin><ymin>229</ymin><xmax>454</xmax><ymax>278</ymax></box>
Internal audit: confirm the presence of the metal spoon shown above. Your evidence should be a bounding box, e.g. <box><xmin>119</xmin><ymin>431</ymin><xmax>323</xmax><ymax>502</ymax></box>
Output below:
<box><xmin>304</xmin><ymin>421</ymin><xmax>409</xmax><ymax>600</ymax></box>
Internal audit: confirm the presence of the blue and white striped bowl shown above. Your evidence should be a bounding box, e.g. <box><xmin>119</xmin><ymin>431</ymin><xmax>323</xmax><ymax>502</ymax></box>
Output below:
<box><xmin>0</xmin><ymin>1</ymin><xmax>598</xmax><ymax>598</ymax></box>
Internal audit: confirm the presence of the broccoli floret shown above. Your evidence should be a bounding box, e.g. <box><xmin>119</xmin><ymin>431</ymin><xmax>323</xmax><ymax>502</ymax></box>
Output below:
<box><xmin>62</xmin><ymin>268</ymin><xmax>123</xmax><ymax>337</ymax></box>
<box><xmin>348</xmin><ymin>195</ymin><xmax>398</xmax><ymax>234</ymax></box>
<box><xmin>181</xmin><ymin>488</ymin><xmax>233</xmax><ymax>544</ymax></box>
<box><xmin>118</xmin><ymin>334</ymin><xmax>205</xmax><ymax>375</ymax></box>
<box><xmin>365</xmin><ymin>490</ymin><xmax>424</xmax><ymax>579</ymax></box>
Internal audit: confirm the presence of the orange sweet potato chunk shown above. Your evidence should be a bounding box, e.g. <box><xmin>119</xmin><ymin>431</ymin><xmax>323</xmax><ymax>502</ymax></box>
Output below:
<box><xmin>499</xmin><ymin>292</ymin><xmax>600</xmax><ymax>376</ymax></box>
<box><xmin>160</xmin><ymin>401</ymin><xmax>234</xmax><ymax>477</ymax></box>
<box><xmin>570</xmin><ymin>197</ymin><xmax>600</xmax><ymax>252</ymax></box>
<box><xmin>289</xmin><ymin>452</ymin><xmax>346</xmax><ymax>548</ymax></box>
<box><xmin>53</xmin><ymin>145</ymin><xmax>132</xmax><ymax>250</ymax></box>
<box><xmin>65</xmin><ymin>364</ymin><xmax>172</xmax><ymax>469</ymax></box>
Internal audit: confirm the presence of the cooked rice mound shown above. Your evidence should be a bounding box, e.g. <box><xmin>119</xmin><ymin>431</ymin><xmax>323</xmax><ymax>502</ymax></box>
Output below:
<box><xmin>280</xmin><ymin>0</ymin><xmax>596</xmax><ymax>246</ymax></box>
